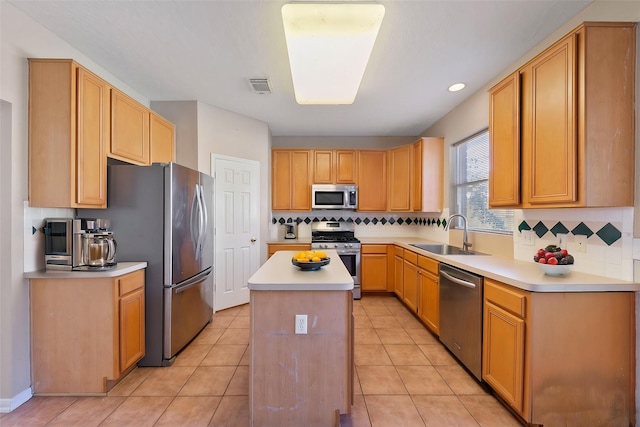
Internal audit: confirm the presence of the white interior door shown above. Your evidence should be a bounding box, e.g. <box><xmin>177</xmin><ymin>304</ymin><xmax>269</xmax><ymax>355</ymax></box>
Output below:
<box><xmin>211</xmin><ymin>154</ymin><xmax>260</xmax><ymax>311</ymax></box>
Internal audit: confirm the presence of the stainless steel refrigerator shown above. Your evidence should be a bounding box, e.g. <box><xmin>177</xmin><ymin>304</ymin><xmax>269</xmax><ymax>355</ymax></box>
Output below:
<box><xmin>79</xmin><ymin>162</ymin><xmax>214</xmax><ymax>366</ymax></box>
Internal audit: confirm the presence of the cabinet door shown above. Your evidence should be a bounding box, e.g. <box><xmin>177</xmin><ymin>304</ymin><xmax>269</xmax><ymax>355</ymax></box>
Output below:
<box><xmin>389</xmin><ymin>145</ymin><xmax>412</xmax><ymax>211</ymax></box>
<box><xmin>361</xmin><ymin>253</ymin><xmax>388</xmax><ymax>291</ymax></box>
<box><xmin>313</xmin><ymin>150</ymin><xmax>334</xmax><ymax>184</ymax></box>
<box><xmin>402</xmin><ymin>258</ymin><xmax>418</xmax><ymax>312</ymax></box>
<box><xmin>418</xmin><ymin>270</ymin><xmax>439</xmax><ymax>335</ymax></box>
<box><xmin>358</xmin><ymin>150</ymin><xmax>387</xmax><ymax>211</ymax></box>
<box><xmin>489</xmin><ymin>72</ymin><xmax>521</xmax><ymax>207</ymax></box>
<box><xmin>483</xmin><ymin>301</ymin><xmax>525</xmax><ymax>413</ymax></box>
<box><xmin>119</xmin><ymin>287</ymin><xmax>145</xmax><ymax>373</ymax></box>
<box><xmin>522</xmin><ymin>34</ymin><xmax>577</xmax><ymax>205</ymax></box>
<box><xmin>394</xmin><ymin>254</ymin><xmax>403</xmax><ymax>299</ymax></box>
<box><xmin>111</xmin><ymin>88</ymin><xmax>150</xmax><ymax>165</ymax></box>
<box><xmin>272</xmin><ymin>150</ymin><xmax>293</xmax><ymax>210</ymax></box>
<box><xmin>150</xmin><ymin>112</ymin><xmax>175</xmax><ymax>163</ymax></box>
<box><xmin>291</xmin><ymin>150</ymin><xmax>312</xmax><ymax>210</ymax></box>
<box><xmin>76</xmin><ymin>67</ymin><xmax>109</xmax><ymax>207</ymax></box>
<box><xmin>335</xmin><ymin>150</ymin><xmax>357</xmax><ymax>184</ymax></box>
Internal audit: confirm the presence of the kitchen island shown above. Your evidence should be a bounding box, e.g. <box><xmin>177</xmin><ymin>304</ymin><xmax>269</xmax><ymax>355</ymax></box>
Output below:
<box><xmin>248</xmin><ymin>250</ymin><xmax>354</xmax><ymax>427</ymax></box>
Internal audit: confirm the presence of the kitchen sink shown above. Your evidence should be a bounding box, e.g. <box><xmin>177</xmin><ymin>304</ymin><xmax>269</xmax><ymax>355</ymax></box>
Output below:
<box><xmin>409</xmin><ymin>243</ymin><xmax>486</xmax><ymax>255</ymax></box>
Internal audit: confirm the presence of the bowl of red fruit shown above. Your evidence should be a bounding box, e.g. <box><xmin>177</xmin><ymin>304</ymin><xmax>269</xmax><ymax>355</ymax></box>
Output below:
<box><xmin>534</xmin><ymin>245</ymin><xmax>574</xmax><ymax>276</ymax></box>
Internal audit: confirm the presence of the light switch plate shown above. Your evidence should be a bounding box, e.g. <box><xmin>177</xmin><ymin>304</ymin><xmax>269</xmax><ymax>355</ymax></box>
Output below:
<box><xmin>575</xmin><ymin>235</ymin><xmax>587</xmax><ymax>252</ymax></box>
<box><xmin>557</xmin><ymin>233</ymin><xmax>568</xmax><ymax>249</ymax></box>
<box><xmin>522</xmin><ymin>230</ymin><xmax>535</xmax><ymax>246</ymax></box>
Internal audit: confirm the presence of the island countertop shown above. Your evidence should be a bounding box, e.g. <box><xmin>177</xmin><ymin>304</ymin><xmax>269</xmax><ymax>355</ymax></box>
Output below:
<box><xmin>248</xmin><ymin>250</ymin><xmax>353</xmax><ymax>291</ymax></box>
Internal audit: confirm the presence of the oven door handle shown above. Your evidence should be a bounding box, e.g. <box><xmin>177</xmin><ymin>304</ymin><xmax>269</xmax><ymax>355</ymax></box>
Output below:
<box><xmin>440</xmin><ymin>271</ymin><xmax>477</xmax><ymax>289</ymax></box>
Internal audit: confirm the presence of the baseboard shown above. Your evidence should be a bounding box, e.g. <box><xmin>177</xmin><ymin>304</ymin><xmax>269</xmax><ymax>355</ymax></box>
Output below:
<box><xmin>0</xmin><ymin>388</ymin><xmax>32</xmax><ymax>413</ymax></box>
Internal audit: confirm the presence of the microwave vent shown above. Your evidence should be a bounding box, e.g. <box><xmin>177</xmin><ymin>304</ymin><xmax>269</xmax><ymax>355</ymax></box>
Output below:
<box><xmin>248</xmin><ymin>78</ymin><xmax>271</xmax><ymax>94</ymax></box>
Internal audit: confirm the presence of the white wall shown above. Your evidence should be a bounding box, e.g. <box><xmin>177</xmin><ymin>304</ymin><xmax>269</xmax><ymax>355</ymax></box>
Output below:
<box><xmin>0</xmin><ymin>2</ymin><xmax>151</xmax><ymax>411</ymax></box>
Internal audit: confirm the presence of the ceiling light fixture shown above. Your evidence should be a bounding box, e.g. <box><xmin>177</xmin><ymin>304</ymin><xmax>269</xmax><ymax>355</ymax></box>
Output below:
<box><xmin>448</xmin><ymin>83</ymin><xmax>466</xmax><ymax>92</ymax></box>
<box><xmin>281</xmin><ymin>2</ymin><xmax>385</xmax><ymax>105</ymax></box>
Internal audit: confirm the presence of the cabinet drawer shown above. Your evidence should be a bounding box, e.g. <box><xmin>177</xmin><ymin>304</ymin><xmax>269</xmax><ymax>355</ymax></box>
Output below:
<box><xmin>485</xmin><ymin>279</ymin><xmax>527</xmax><ymax>318</ymax></box>
<box><xmin>119</xmin><ymin>270</ymin><xmax>145</xmax><ymax>296</ymax></box>
<box><xmin>403</xmin><ymin>250</ymin><xmax>417</xmax><ymax>265</ymax></box>
<box><xmin>362</xmin><ymin>244</ymin><xmax>388</xmax><ymax>254</ymax></box>
<box><xmin>418</xmin><ymin>255</ymin><xmax>438</xmax><ymax>275</ymax></box>
<box><xmin>394</xmin><ymin>246</ymin><xmax>404</xmax><ymax>257</ymax></box>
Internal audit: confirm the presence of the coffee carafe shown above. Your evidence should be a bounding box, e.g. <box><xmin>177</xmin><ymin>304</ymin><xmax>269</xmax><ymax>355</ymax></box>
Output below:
<box><xmin>82</xmin><ymin>233</ymin><xmax>116</xmax><ymax>267</ymax></box>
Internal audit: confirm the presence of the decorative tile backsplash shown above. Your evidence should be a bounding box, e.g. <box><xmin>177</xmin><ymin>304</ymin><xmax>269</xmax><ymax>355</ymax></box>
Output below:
<box><xmin>272</xmin><ymin>214</ymin><xmax>448</xmax><ymax>227</ymax></box>
<box><xmin>518</xmin><ymin>220</ymin><xmax>622</xmax><ymax>246</ymax></box>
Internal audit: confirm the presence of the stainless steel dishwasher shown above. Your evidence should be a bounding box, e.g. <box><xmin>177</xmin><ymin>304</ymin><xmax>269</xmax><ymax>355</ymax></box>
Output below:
<box><xmin>439</xmin><ymin>264</ymin><xmax>484</xmax><ymax>381</ymax></box>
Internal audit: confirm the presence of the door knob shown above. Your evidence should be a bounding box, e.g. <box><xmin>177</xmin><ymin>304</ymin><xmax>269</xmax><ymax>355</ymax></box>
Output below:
<box><xmin>250</xmin><ymin>238</ymin><xmax>256</xmax><ymax>243</ymax></box>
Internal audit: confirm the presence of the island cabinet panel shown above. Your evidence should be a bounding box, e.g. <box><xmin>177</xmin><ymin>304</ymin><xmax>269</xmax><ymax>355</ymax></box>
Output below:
<box><xmin>29</xmin><ymin>59</ymin><xmax>109</xmax><ymax>208</ymax></box>
<box><xmin>30</xmin><ymin>270</ymin><xmax>146</xmax><ymax>394</ymax></box>
<box><xmin>482</xmin><ymin>278</ymin><xmax>635</xmax><ymax>425</ymax></box>
<box><xmin>357</xmin><ymin>150</ymin><xmax>387</xmax><ymax>211</ymax></box>
<box><xmin>250</xmin><ymin>290</ymin><xmax>353</xmax><ymax>427</ymax></box>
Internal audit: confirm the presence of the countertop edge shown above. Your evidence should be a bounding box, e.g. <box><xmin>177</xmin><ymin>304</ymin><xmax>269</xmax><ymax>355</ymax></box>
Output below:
<box><xmin>24</xmin><ymin>262</ymin><xmax>148</xmax><ymax>279</ymax></box>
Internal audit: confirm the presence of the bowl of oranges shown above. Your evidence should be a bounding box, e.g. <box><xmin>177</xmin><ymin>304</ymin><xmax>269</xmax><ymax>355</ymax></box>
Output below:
<box><xmin>291</xmin><ymin>250</ymin><xmax>330</xmax><ymax>271</ymax></box>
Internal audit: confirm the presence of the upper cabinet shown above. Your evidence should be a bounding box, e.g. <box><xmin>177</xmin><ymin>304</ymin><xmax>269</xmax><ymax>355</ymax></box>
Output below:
<box><xmin>150</xmin><ymin>111</ymin><xmax>175</xmax><ymax>164</ymax></box>
<box><xmin>357</xmin><ymin>150</ymin><xmax>388</xmax><ymax>211</ymax></box>
<box><xmin>272</xmin><ymin>149</ymin><xmax>312</xmax><ymax>211</ymax></box>
<box><xmin>312</xmin><ymin>150</ymin><xmax>357</xmax><ymax>184</ymax></box>
<box><xmin>388</xmin><ymin>144</ymin><xmax>412</xmax><ymax>211</ymax></box>
<box><xmin>412</xmin><ymin>137</ymin><xmax>444</xmax><ymax>212</ymax></box>
<box><xmin>29</xmin><ymin>59</ymin><xmax>176</xmax><ymax>208</ymax></box>
<box><xmin>489</xmin><ymin>22</ymin><xmax>636</xmax><ymax>208</ymax></box>
<box><xmin>110</xmin><ymin>88</ymin><xmax>150</xmax><ymax>166</ymax></box>
<box><xmin>29</xmin><ymin>59</ymin><xmax>109</xmax><ymax>208</ymax></box>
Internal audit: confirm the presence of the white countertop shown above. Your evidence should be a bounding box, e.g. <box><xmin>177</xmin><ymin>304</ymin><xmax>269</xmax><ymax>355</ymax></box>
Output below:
<box><xmin>248</xmin><ymin>250</ymin><xmax>354</xmax><ymax>291</ymax></box>
<box><xmin>358</xmin><ymin>237</ymin><xmax>640</xmax><ymax>292</ymax></box>
<box><xmin>24</xmin><ymin>262</ymin><xmax>147</xmax><ymax>279</ymax></box>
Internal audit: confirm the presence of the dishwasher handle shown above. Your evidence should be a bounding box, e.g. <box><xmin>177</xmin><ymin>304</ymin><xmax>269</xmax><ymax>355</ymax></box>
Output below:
<box><xmin>440</xmin><ymin>270</ymin><xmax>477</xmax><ymax>289</ymax></box>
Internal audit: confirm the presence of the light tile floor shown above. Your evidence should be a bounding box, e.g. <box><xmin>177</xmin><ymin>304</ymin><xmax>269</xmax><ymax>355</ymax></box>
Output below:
<box><xmin>0</xmin><ymin>295</ymin><xmax>522</xmax><ymax>426</ymax></box>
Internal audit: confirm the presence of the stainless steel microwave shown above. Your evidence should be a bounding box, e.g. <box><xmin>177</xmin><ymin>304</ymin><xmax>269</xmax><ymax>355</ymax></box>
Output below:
<box><xmin>312</xmin><ymin>184</ymin><xmax>358</xmax><ymax>209</ymax></box>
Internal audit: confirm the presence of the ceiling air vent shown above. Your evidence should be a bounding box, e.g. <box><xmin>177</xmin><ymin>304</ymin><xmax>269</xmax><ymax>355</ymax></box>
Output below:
<box><xmin>248</xmin><ymin>78</ymin><xmax>272</xmax><ymax>94</ymax></box>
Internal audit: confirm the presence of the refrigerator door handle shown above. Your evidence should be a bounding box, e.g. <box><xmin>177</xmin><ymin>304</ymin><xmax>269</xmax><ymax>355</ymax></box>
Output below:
<box><xmin>197</xmin><ymin>184</ymin><xmax>208</xmax><ymax>255</ymax></box>
<box><xmin>194</xmin><ymin>184</ymin><xmax>205</xmax><ymax>259</ymax></box>
<box><xmin>171</xmin><ymin>266</ymin><xmax>213</xmax><ymax>293</ymax></box>
<box><xmin>190</xmin><ymin>184</ymin><xmax>200</xmax><ymax>255</ymax></box>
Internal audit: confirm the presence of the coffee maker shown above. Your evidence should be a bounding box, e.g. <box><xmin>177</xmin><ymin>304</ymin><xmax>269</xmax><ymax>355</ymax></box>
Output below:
<box><xmin>284</xmin><ymin>222</ymin><xmax>298</xmax><ymax>240</ymax></box>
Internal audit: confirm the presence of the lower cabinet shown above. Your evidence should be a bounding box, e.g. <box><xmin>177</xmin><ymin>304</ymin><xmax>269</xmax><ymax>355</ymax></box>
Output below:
<box><xmin>402</xmin><ymin>250</ymin><xmax>419</xmax><ymax>312</ymax></box>
<box><xmin>30</xmin><ymin>269</ymin><xmax>146</xmax><ymax>394</ymax></box>
<box><xmin>361</xmin><ymin>244</ymin><xmax>391</xmax><ymax>292</ymax></box>
<box><xmin>482</xmin><ymin>278</ymin><xmax>635</xmax><ymax>425</ymax></box>
<box><xmin>393</xmin><ymin>246</ymin><xmax>404</xmax><ymax>298</ymax></box>
<box><xmin>417</xmin><ymin>255</ymin><xmax>439</xmax><ymax>335</ymax></box>
<box><xmin>267</xmin><ymin>243</ymin><xmax>311</xmax><ymax>258</ymax></box>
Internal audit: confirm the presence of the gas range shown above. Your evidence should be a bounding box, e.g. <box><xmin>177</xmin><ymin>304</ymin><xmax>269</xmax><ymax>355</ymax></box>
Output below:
<box><xmin>311</xmin><ymin>221</ymin><xmax>361</xmax><ymax>299</ymax></box>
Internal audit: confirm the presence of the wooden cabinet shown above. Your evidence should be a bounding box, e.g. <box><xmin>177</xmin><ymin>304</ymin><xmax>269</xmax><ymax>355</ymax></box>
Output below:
<box><xmin>483</xmin><ymin>279</ymin><xmax>527</xmax><ymax>413</ymax></box>
<box><xmin>272</xmin><ymin>149</ymin><xmax>312</xmax><ymax>211</ymax></box>
<box><xmin>29</xmin><ymin>59</ymin><xmax>109</xmax><ymax>208</ymax></box>
<box><xmin>150</xmin><ymin>111</ymin><xmax>175</xmax><ymax>163</ymax></box>
<box><xmin>489</xmin><ymin>22</ymin><xmax>635</xmax><ymax>208</ymax></box>
<box><xmin>488</xmin><ymin>72</ymin><xmax>520</xmax><ymax>207</ymax></box>
<box><xmin>361</xmin><ymin>245</ymin><xmax>390</xmax><ymax>292</ymax></box>
<box><xmin>393</xmin><ymin>246</ymin><xmax>404</xmax><ymax>299</ymax></box>
<box><xmin>30</xmin><ymin>269</ymin><xmax>146</xmax><ymax>394</ymax></box>
<box><xmin>110</xmin><ymin>88</ymin><xmax>150</xmax><ymax>165</ymax></box>
<box><xmin>412</xmin><ymin>137</ymin><xmax>444</xmax><ymax>212</ymax></box>
<box><xmin>267</xmin><ymin>243</ymin><xmax>311</xmax><ymax>258</ymax></box>
<box><xmin>357</xmin><ymin>150</ymin><xmax>388</xmax><ymax>211</ymax></box>
<box><xmin>312</xmin><ymin>150</ymin><xmax>357</xmax><ymax>184</ymax></box>
<box><xmin>402</xmin><ymin>250</ymin><xmax>418</xmax><ymax>312</ymax></box>
<box><xmin>482</xmin><ymin>278</ymin><xmax>635</xmax><ymax>425</ymax></box>
<box><xmin>417</xmin><ymin>255</ymin><xmax>439</xmax><ymax>335</ymax></box>
<box><xmin>388</xmin><ymin>144</ymin><xmax>412</xmax><ymax>211</ymax></box>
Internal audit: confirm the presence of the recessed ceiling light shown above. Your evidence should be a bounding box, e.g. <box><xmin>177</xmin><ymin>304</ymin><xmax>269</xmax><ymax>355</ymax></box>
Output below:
<box><xmin>448</xmin><ymin>83</ymin><xmax>466</xmax><ymax>92</ymax></box>
<box><xmin>282</xmin><ymin>3</ymin><xmax>385</xmax><ymax>105</ymax></box>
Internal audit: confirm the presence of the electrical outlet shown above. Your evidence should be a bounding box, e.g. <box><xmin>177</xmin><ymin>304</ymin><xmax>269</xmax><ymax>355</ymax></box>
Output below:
<box><xmin>557</xmin><ymin>233</ymin><xmax>568</xmax><ymax>249</ymax></box>
<box><xmin>295</xmin><ymin>314</ymin><xmax>307</xmax><ymax>334</ymax></box>
<box><xmin>575</xmin><ymin>235</ymin><xmax>587</xmax><ymax>253</ymax></box>
<box><xmin>522</xmin><ymin>230</ymin><xmax>535</xmax><ymax>246</ymax></box>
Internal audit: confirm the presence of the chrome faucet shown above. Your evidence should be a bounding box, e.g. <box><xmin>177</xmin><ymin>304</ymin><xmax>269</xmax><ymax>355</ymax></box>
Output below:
<box><xmin>445</xmin><ymin>214</ymin><xmax>472</xmax><ymax>251</ymax></box>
